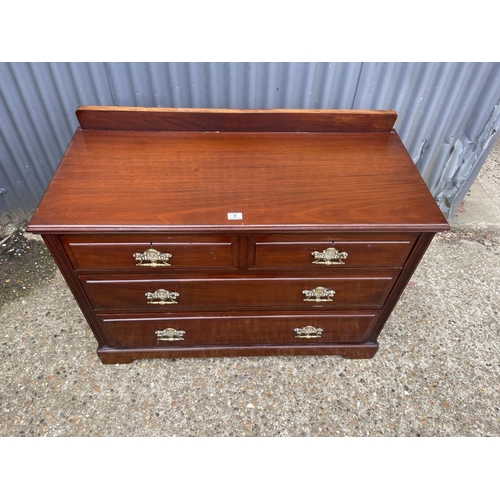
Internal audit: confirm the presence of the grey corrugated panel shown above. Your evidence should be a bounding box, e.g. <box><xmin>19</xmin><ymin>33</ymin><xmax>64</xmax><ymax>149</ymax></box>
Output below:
<box><xmin>353</xmin><ymin>62</ymin><xmax>500</xmax><ymax>213</ymax></box>
<box><xmin>0</xmin><ymin>63</ymin><xmax>72</xmax><ymax>217</ymax></box>
<box><xmin>97</xmin><ymin>62</ymin><xmax>363</xmax><ymax>110</ymax></box>
<box><xmin>1</xmin><ymin>62</ymin><xmax>499</xmax><ymax>227</ymax></box>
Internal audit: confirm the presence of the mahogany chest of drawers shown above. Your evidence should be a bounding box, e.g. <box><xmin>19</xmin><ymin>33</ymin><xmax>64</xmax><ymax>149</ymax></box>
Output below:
<box><xmin>28</xmin><ymin>107</ymin><xmax>449</xmax><ymax>364</ymax></box>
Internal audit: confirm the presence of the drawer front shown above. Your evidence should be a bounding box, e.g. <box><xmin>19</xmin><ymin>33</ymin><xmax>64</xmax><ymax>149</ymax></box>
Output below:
<box><xmin>98</xmin><ymin>312</ymin><xmax>380</xmax><ymax>347</ymax></box>
<box><xmin>82</xmin><ymin>275</ymin><xmax>397</xmax><ymax>311</ymax></box>
<box><xmin>249</xmin><ymin>233</ymin><xmax>417</xmax><ymax>269</ymax></box>
<box><xmin>61</xmin><ymin>235</ymin><xmax>238</xmax><ymax>271</ymax></box>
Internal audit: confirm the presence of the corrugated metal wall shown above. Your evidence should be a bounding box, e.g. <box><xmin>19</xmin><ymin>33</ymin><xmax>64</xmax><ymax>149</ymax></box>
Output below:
<box><xmin>1</xmin><ymin>62</ymin><xmax>499</xmax><ymax>227</ymax></box>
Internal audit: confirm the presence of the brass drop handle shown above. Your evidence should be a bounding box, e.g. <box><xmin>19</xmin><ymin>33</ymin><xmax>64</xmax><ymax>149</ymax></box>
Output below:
<box><xmin>145</xmin><ymin>289</ymin><xmax>179</xmax><ymax>305</ymax></box>
<box><xmin>302</xmin><ymin>286</ymin><xmax>335</xmax><ymax>302</ymax></box>
<box><xmin>155</xmin><ymin>328</ymin><xmax>185</xmax><ymax>341</ymax></box>
<box><xmin>311</xmin><ymin>247</ymin><xmax>347</xmax><ymax>265</ymax></box>
<box><xmin>133</xmin><ymin>248</ymin><xmax>172</xmax><ymax>267</ymax></box>
<box><xmin>294</xmin><ymin>326</ymin><xmax>323</xmax><ymax>339</ymax></box>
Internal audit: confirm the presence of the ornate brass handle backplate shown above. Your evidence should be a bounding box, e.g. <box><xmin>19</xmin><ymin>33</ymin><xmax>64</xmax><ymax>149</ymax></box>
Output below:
<box><xmin>133</xmin><ymin>248</ymin><xmax>172</xmax><ymax>267</ymax></box>
<box><xmin>294</xmin><ymin>326</ymin><xmax>323</xmax><ymax>339</ymax></box>
<box><xmin>311</xmin><ymin>247</ymin><xmax>348</xmax><ymax>265</ymax></box>
<box><xmin>145</xmin><ymin>289</ymin><xmax>179</xmax><ymax>305</ymax></box>
<box><xmin>155</xmin><ymin>328</ymin><xmax>185</xmax><ymax>341</ymax></box>
<box><xmin>302</xmin><ymin>286</ymin><xmax>335</xmax><ymax>302</ymax></box>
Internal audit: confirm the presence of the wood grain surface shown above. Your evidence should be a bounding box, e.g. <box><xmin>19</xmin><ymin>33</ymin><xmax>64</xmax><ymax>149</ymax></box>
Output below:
<box><xmin>76</xmin><ymin>106</ymin><xmax>398</xmax><ymax>132</ymax></box>
<box><xmin>81</xmin><ymin>274</ymin><xmax>397</xmax><ymax>311</ymax></box>
<box><xmin>97</xmin><ymin>311</ymin><xmax>380</xmax><ymax>346</ymax></box>
<box><xmin>28</xmin><ymin>129</ymin><xmax>448</xmax><ymax>233</ymax></box>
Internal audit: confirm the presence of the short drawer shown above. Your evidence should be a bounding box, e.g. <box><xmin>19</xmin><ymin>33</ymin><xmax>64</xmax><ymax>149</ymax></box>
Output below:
<box><xmin>81</xmin><ymin>274</ymin><xmax>397</xmax><ymax>311</ymax></box>
<box><xmin>249</xmin><ymin>232</ymin><xmax>417</xmax><ymax>270</ymax></box>
<box><xmin>61</xmin><ymin>234</ymin><xmax>238</xmax><ymax>271</ymax></box>
<box><xmin>97</xmin><ymin>311</ymin><xmax>381</xmax><ymax>347</ymax></box>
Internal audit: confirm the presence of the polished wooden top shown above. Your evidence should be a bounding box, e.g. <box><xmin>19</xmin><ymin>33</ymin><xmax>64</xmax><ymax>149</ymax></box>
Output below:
<box><xmin>28</xmin><ymin>108</ymin><xmax>449</xmax><ymax>233</ymax></box>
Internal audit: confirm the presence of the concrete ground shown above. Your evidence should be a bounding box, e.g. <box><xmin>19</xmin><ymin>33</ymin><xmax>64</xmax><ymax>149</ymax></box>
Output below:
<box><xmin>1</xmin><ymin>140</ymin><xmax>499</xmax><ymax>437</ymax></box>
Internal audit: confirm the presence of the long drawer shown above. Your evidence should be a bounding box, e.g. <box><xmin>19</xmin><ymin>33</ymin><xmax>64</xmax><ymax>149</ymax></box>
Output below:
<box><xmin>249</xmin><ymin>233</ymin><xmax>417</xmax><ymax>270</ymax></box>
<box><xmin>61</xmin><ymin>234</ymin><xmax>238</xmax><ymax>271</ymax></box>
<box><xmin>81</xmin><ymin>274</ymin><xmax>398</xmax><ymax>311</ymax></box>
<box><xmin>97</xmin><ymin>311</ymin><xmax>381</xmax><ymax>347</ymax></box>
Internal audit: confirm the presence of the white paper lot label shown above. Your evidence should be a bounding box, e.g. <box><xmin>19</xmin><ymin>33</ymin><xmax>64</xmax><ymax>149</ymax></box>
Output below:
<box><xmin>227</xmin><ymin>212</ymin><xmax>243</xmax><ymax>220</ymax></box>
